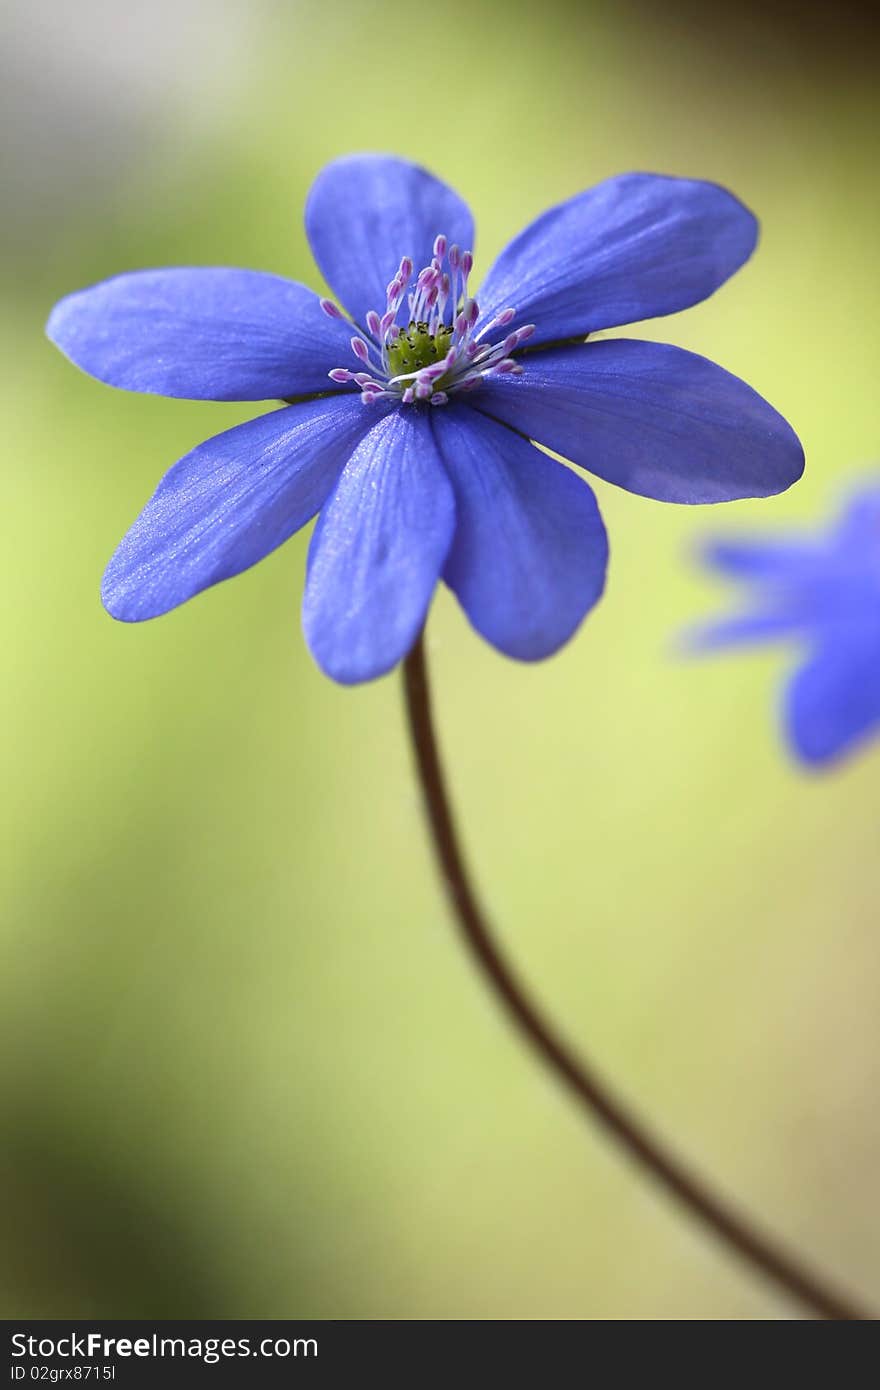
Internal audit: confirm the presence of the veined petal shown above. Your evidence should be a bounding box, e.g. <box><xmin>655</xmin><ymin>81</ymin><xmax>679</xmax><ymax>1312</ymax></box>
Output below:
<box><xmin>433</xmin><ymin>408</ymin><xmax>607</xmax><ymax>661</ymax></box>
<box><xmin>47</xmin><ymin>269</ymin><xmax>356</xmax><ymax>401</ymax></box>
<box><xmin>476</xmin><ymin>341</ymin><xmax>803</xmax><ymax>504</ymax></box>
<box><xmin>303</xmin><ymin>409</ymin><xmax>455</xmax><ymax>684</ymax></box>
<box><xmin>477</xmin><ymin>173</ymin><xmax>757</xmax><ymax>345</ymax></box>
<box><xmin>305</xmin><ymin>154</ymin><xmax>474</xmax><ymax>329</ymax></box>
<box><xmin>103</xmin><ymin>396</ymin><xmax>381</xmax><ymax>620</ymax></box>
<box><xmin>785</xmin><ymin>633</ymin><xmax>880</xmax><ymax>766</ymax></box>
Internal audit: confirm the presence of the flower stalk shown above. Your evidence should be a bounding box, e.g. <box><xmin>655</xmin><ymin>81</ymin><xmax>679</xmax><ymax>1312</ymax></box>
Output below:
<box><xmin>401</xmin><ymin>629</ymin><xmax>869</xmax><ymax>1321</ymax></box>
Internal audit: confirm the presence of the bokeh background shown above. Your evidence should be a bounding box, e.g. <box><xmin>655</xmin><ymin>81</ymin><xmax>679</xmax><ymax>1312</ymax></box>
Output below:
<box><xmin>3</xmin><ymin>0</ymin><xmax>879</xmax><ymax>1320</ymax></box>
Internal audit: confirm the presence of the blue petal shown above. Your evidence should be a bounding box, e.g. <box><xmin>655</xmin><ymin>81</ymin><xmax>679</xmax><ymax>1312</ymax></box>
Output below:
<box><xmin>433</xmin><ymin>408</ymin><xmax>607</xmax><ymax>660</ymax></box>
<box><xmin>686</xmin><ymin>608</ymin><xmax>809</xmax><ymax>653</ymax></box>
<box><xmin>703</xmin><ymin>480</ymin><xmax>880</xmax><ymax>577</ymax></box>
<box><xmin>305</xmin><ymin>154</ymin><xmax>475</xmax><ymax>329</ymax></box>
<box><xmin>477</xmin><ymin>173</ymin><xmax>757</xmax><ymax>346</ymax></box>
<box><xmin>833</xmin><ymin>480</ymin><xmax>880</xmax><ymax>550</ymax></box>
<box><xmin>785</xmin><ymin>633</ymin><xmax>880</xmax><ymax>766</ymax></box>
<box><xmin>701</xmin><ymin>538</ymin><xmax>826</xmax><ymax>579</ymax></box>
<box><xmin>103</xmin><ymin>396</ymin><xmax>380</xmax><ymax>620</ymax></box>
<box><xmin>302</xmin><ymin>408</ymin><xmax>455</xmax><ymax>684</ymax></box>
<box><xmin>475</xmin><ymin>341</ymin><xmax>803</xmax><ymax>503</ymax></box>
<box><xmin>47</xmin><ymin>269</ymin><xmax>356</xmax><ymax>401</ymax></box>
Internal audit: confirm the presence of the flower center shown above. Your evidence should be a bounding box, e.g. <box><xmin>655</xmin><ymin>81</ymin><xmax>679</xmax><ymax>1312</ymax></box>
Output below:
<box><xmin>321</xmin><ymin>235</ymin><xmax>534</xmax><ymax>407</ymax></box>
<box><xmin>386</xmin><ymin>322</ymin><xmax>455</xmax><ymax>378</ymax></box>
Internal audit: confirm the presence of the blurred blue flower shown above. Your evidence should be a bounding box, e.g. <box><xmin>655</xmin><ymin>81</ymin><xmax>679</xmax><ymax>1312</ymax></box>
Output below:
<box><xmin>47</xmin><ymin>154</ymin><xmax>803</xmax><ymax>683</ymax></box>
<box><xmin>691</xmin><ymin>482</ymin><xmax>880</xmax><ymax>766</ymax></box>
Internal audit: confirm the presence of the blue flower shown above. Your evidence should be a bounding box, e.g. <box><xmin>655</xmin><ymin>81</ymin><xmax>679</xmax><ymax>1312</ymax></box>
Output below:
<box><xmin>47</xmin><ymin>154</ymin><xmax>803</xmax><ymax>684</ymax></box>
<box><xmin>691</xmin><ymin>482</ymin><xmax>880</xmax><ymax>766</ymax></box>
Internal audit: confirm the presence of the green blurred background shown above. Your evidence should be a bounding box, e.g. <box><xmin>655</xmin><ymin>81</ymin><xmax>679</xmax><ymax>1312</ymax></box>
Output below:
<box><xmin>3</xmin><ymin>0</ymin><xmax>879</xmax><ymax>1320</ymax></box>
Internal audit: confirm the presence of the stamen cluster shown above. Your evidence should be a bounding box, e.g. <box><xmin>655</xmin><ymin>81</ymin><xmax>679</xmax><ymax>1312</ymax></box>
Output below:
<box><xmin>322</xmin><ymin>234</ymin><xmax>534</xmax><ymax>406</ymax></box>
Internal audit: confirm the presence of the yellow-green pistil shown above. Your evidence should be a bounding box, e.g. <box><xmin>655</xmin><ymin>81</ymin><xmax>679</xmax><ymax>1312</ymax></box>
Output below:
<box><xmin>386</xmin><ymin>321</ymin><xmax>455</xmax><ymax>380</ymax></box>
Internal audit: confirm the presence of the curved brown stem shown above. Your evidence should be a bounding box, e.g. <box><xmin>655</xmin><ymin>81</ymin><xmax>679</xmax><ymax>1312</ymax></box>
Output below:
<box><xmin>402</xmin><ymin>630</ymin><xmax>870</xmax><ymax>1321</ymax></box>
